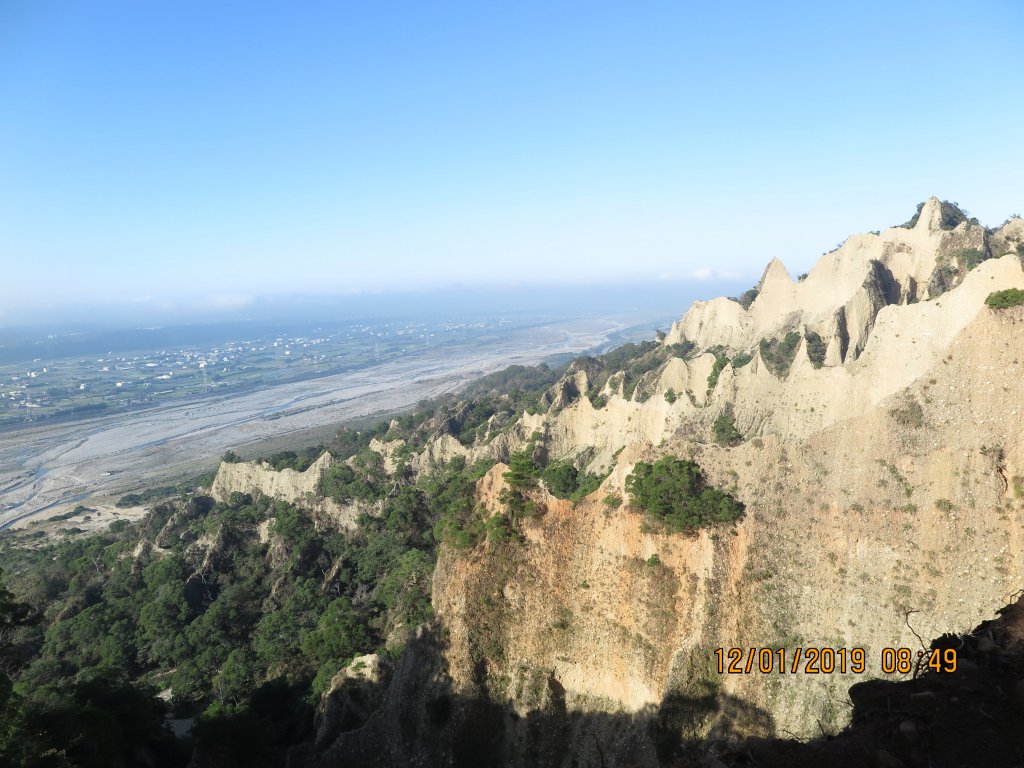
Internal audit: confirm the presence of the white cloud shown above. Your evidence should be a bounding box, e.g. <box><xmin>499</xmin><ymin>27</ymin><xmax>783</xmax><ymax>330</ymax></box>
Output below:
<box><xmin>656</xmin><ymin>267</ymin><xmax>743</xmax><ymax>282</ymax></box>
<box><xmin>204</xmin><ymin>293</ymin><xmax>255</xmax><ymax>310</ymax></box>
<box><xmin>690</xmin><ymin>267</ymin><xmax>743</xmax><ymax>281</ymax></box>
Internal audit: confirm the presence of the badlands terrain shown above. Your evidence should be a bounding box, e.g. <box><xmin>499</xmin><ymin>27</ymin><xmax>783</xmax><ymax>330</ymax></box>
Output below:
<box><xmin>3</xmin><ymin>198</ymin><xmax>1023</xmax><ymax>767</ymax></box>
<box><xmin>216</xmin><ymin>198</ymin><xmax>1024</xmax><ymax>763</ymax></box>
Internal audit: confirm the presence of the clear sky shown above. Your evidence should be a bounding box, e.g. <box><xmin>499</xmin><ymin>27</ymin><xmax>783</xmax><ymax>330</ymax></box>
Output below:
<box><xmin>2</xmin><ymin>0</ymin><xmax>1022</xmax><ymax>322</ymax></box>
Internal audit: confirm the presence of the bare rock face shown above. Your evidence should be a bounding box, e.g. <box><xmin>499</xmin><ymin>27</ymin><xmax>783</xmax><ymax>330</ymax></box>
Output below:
<box><xmin>209</xmin><ymin>452</ymin><xmax>363</xmax><ymax>529</ymax></box>
<box><xmin>314</xmin><ymin>655</ymin><xmax>392</xmax><ymax>749</ymax></box>
<box><xmin>211</xmin><ymin>451</ymin><xmax>332</xmax><ymax>502</ymax></box>
<box><xmin>420</xmin><ymin>301</ymin><xmax>1024</xmax><ymax>752</ymax></box>
<box><xmin>476</xmin><ymin>200</ymin><xmax>1024</xmax><ymax>471</ymax></box>
<box><xmin>666</xmin><ymin>197</ymin><xmax>987</xmax><ymax>351</ymax></box>
<box><xmin>328</xmin><ymin>199</ymin><xmax>1024</xmax><ymax>762</ymax></box>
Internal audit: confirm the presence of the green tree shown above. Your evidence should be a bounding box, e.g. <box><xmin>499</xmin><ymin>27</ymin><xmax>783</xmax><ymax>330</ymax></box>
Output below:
<box><xmin>625</xmin><ymin>456</ymin><xmax>743</xmax><ymax>534</ymax></box>
<box><xmin>804</xmin><ymin>331</ymin><xmax>827</xmax><ymax>368</ymax></box>
<box><xmin>732</xmin><ymin>287</ymin><xmax>759</xmax><ymax>309</ymax></box>
<box><xmin>136</xmin><ymin>557</ymin><xmax>192</xmax><ymax>667</ymax></box>
<box><xmin>383</xmin><ymin>485</ymin><xmax>428</xmax><ymax>534</ymax></box>
<box><xmin>712</xmin><ymin>410</ymin><xmax>742</xmax><ymax>446</ymax></box>
<box><xmin>300</xmin><ymin>597</ymin><xmax>371</xmax><ymax>666</ymax></box>
<box><xmin>213</xmin><ymin>647</ymin><xmax>260</xmax><ymax>706</ymax></box>
<box><xmin>706</xmin><ymin>354</ymin><xmax>729</xmax><ymax>397</ymax></box>
<box><xmin>0</xmin><ymin>567</ymin><xmax>34</xmax><ymax>763</ymax></box>
<box><xmin>9</xmin><ymin>671</ymin><xmax>182</xmax><ymax>768</ymax></box>
<box><xmin>541</xmin><ymin>460</ymin><xmax>579</xmax><ymax>497</ymax></box>
<box><xmin>484</xmin><ymin>513</ymin><xmax>514</xmax><ymax>545</ymax></box>
<box><xmin>986</xmin><ymin>288</ymin><xmax>1024</xmax><ymax>309</ymax></box>
<box><xmin>731</xmin><ymin>352</ymin><xmax>753</xmax><ymax>369</ymax></box>
<box><xmin>374</xmin><ymin>549</ymin><xmax>434</xmax><ymax>630</ymax></box>
<box><xmin>319</xmin><ymin>450</ymin><xmax>388</xmax><ymax>503</ymax></box>
<box><xmin>430</xmin><ymin>457</ymin><xmax>492</xmax><ymax>549</ymax></box>
<box><xmin>503</xmin><ymin>451</ymin><xmax>540</xmax><ymax>488</ymax></box>
<box><xmin>0</xmin><ymin>566</ymin><xmax>32</xmax><ymax>654</ymax></box>
<box><xmin>252</xmin><ymin>610</ymin><xmax>302</xmax><ymax>670</ymax></box>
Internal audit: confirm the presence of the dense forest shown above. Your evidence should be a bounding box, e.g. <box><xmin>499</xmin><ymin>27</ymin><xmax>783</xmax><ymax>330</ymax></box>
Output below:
<box><xmin>0</xmin><ymin>352</ymin><xmax>581</xmax><ymax>765</ymax></box>
<box><xmin>0</xmin><ymin>454</ymin><xmax>497</xmax><ymax>766</ymax></box>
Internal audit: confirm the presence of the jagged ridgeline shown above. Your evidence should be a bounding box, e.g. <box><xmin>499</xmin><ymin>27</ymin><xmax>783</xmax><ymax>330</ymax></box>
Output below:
<box><xmin>2</xmin><ymin>198</ymin><xmax>1024</xmax><ymax>767</ymax></box>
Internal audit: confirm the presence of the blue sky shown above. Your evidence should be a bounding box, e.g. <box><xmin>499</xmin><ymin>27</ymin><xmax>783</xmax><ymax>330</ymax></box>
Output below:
<box><xmin>1</xmin><ymin>0</ymin><xmax>1022</xmax><ymax>320</ymax></box>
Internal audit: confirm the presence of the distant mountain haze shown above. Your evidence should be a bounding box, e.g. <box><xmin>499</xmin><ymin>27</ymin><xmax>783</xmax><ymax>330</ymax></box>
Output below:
<box><xmin>0</xmin><ymin>279</ymin><xmax>748</xmax><ymax>330</ymax></box>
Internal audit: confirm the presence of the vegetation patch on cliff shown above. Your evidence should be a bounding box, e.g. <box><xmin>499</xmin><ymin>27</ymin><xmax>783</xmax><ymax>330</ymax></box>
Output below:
<box><xmin>706</xmin><ymin>352</ymin><xmax>729</xmax><ymax>399</ymax></box>
<box><xmin>625</xmin><ymin>456</ymin><xmax>744</xmax><ymax>534</ymax></box>
<box><xmin>730</xmin><ymin>286</ymin><xmax>759</xmax><ymax>309</ymax></box>
<box><xmin>712</xmin><ymin>409</ymin><xmax>743</xmax><ymax>446</ymax></box>
<box><xmin>985</xmin><ymin>288</ymin><xmax>1024</xmax><ymax>309</ymax></box>
<box><xmin>319</xmin><ymin>449</ymin><xmax>390</xmax><ymax>503</ymax></box>
<box><xmin>758</xmin><ymin>332</ymin><xmax>801</xmax><ymax>377</ymax></box>
<box><xmin>804</xmin><ymin>330</ymin><xmax>826</xmax><ymax>368</ymax></box>
<box><xmin>538</xmin><ymin>458</ymin><xmax>605</xmax><ymax>501</ymax></box>
<box><xmin>898</xmin><ymin>199</ymin><xmax>974</xmax><ymax>230</ymax></box>
<box><xmin>570</xmin><ymin>340</ymin><xmax>695</xmax><ymax>406</ymax></box>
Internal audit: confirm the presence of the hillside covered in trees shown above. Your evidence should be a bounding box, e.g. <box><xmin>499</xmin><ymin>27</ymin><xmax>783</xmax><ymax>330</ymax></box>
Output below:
<box><xmin>0</xmin><ymin>340</ymin><xmax>747</xmax><ymax>766</ymax></box>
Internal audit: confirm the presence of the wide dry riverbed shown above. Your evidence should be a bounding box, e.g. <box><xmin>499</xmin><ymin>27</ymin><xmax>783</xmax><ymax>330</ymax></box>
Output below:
<box><xmin>0</xmin><ymin>316</ymin><xmax>644</xmax><ymax>530</ymax></box>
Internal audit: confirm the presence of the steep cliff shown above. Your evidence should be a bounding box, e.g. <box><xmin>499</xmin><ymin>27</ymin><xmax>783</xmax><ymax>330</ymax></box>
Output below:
<box><xmin>313</xmin><ymin>200</ymin><xmax>1024</xmax><ymax>763</ymax></box>
<box><xmin>431</xmin><ymin>310</ymin><xmax>1024</xmax><ymax>742</ymax></box>
<box><xmin>508</xmin><ymin>202</ymin><xmax>1024</xmax><ymax>468</ymax></box>
<box><xmin>210</xmin><ymin>452</ymin><xmax>365</xmax><ymax>529</ymax></box>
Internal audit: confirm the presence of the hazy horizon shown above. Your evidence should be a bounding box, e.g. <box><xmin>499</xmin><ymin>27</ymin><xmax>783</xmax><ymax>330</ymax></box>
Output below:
<box><xmin>0</xmin><ymin>276</ymin><xmax>752</xmax><ymax>331</ymax></box>
<box><xmin>3</xmin><ymin>1</ymin><xmax>1022</xmax><ymax>321</ymax></box>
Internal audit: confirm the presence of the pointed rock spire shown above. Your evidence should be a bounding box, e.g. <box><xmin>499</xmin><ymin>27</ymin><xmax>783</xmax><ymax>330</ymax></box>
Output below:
<box><xmin>758</xmin><ymin>257</ymin><xmax>792</xmax><ymax>291</ymax></box>
<box><xmin>915</xmin><ymin>196</ymin><xmax>943</xmax><ymax>231</ymax></box>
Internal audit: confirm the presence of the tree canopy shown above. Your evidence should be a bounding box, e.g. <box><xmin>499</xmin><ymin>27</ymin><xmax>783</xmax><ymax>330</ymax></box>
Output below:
<box><xmin>625</xmin><ymin>456</ymin><xmax>743</xmax><ymax>534</ymax></box>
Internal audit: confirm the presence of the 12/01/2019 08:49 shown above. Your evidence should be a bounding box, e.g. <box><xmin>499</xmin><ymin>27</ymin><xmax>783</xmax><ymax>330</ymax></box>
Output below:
<box><xmin>714</xmin><ymin>646</ymin><xmax>958</xmax><ymax>675</ymax></box>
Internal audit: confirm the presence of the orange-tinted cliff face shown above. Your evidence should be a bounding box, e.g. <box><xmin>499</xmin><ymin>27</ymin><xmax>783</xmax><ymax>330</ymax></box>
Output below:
<box><xmin>301</xmin><ymin>203</ymin><xmax>1024</xmax><ymax>763</ymax></box>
